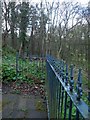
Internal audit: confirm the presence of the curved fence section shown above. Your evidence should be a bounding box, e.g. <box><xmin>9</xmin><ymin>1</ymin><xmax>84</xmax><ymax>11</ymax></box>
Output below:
<box><xmin>46</xmin><ymin>55</ymin><xmax>90</xmax><ymax>119</ymax></box>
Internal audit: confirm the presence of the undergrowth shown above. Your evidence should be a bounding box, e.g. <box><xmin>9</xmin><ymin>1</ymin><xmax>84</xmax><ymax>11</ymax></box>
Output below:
<box><xmin>2</xmin><ymin>47</ymin><xmax>46</xmax><ymax>85</ymax></box>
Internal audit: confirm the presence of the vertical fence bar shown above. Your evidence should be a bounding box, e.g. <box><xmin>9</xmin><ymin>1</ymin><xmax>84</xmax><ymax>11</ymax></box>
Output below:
<box><xmin>50</xmin><ymin>66</ymin><xmax>53</xmax><ymax>118</ymax></box>
<box><xmin>55</xmin><ymin>75</ymin><xmax>59</xmax><ymax>119</ymax></box>
<box><xmin>54</xmin><ymin>75</ymin><xmax>57</xmax><ymax>118</ymax></box>
<box><xmin>68</xmin><ymin>65</ymin><xmax>74</xmax><ymax>120</ymax></box>
<box><xmin>64</xmin><ymin>91</ymin><xmax>67</xmax><ymax>119</ymax></box>
<box><xmin>61</xmin><ymin>86</ymin><xmax>64</xmax><ymax>117</ymax></box>
<box><xmin>56</xmin><ymin>78</ymin><xmax>59</xmax><ymax>118</ymax></box>
<box><xmin>55</xmin><ymin>76</ymin><xmax>57</xmax><ymax>118</ymax></box>
<box><xmin>64</xmin><ymin>64</ymin><xmax>68</xmax><ymax>119</ymax></box>
<box><xmin>76</xmin><ymin>108</ymin><xmax>79</xmax><ymax>120</ymax></box>
<box><xmin>52</xmin><ymin>71</ymin><xmax>55</xmax><ymax>118</ymax></box>
<box><xmin>68</xmin><ymin>99</ymin><xmax>72</xmax><ymax>120</ymax></box>
<box><xmin>53</xmin><ymin>61</ymin><xmax>57</xmax><ymax>118</ymax></box>
<box><xmin>58</xmin><ymin>82</ymin><xmax>62</xmax><ymax>118</ymax></box>
<box><xmin>55</xmin><ymin>64</ymin><xmax>59</xmax><ymax>118</ymax></box>
<box><xmin>60</xmin><ymin>61</ymin><xmax>65</xmax><ymax>117</ymax></box>
<box><xmin>53</xmin><ymin>58</ymin><xmax>55</xmax><ymax>115</ymax></box>
<box><xmin>49</xmin><ymin>62</ymin><xmax>52</xmax><ymax>118</ymax></box>
<box><xmin>56</xmin><ymin>78</ymin><xmax>59</xmax><ymax>119</ymax></box>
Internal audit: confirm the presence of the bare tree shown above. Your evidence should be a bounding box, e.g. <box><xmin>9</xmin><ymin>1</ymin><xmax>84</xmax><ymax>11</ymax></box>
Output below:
<box><xmin>2</xmin><ymin>1</ymin><xmax>10</xmax><ymax>47</ymax></box>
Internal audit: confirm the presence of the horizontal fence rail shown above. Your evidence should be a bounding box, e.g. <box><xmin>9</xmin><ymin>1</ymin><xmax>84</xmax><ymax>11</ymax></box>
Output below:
<box><xmin>46</xmin><ymin>55</ymin><xmax>90</xmax><ymax>119</ymax></box>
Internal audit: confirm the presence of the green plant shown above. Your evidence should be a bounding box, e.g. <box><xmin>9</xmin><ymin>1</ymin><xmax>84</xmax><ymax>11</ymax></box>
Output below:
<box><xmin>2</xmin><ymin>47</ymin><xmax>46</xmax><ymax>85</ymax></box>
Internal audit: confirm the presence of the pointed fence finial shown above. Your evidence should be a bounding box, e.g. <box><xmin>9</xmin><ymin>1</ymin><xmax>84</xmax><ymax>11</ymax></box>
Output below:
<box><xmin>76</xmin><ymin>69</ymin><xmax>82</xmax><ymax>101</ymax></box>
<box><xmin>70</xmin><ymin>65</ymin><xmax>74</xmax><ymax>92</ymax></box>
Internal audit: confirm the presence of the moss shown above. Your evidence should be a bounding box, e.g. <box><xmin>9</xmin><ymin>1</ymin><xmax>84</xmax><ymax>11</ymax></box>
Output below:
<box><xmin>2</xmin><ymin>99</ymin><xmax>11</xmax><ymax>108</ymax></box>
<box><xmin>35</xmin><ymin>100</ymin><xmax>46</xmax><ymax>112</ymax></box>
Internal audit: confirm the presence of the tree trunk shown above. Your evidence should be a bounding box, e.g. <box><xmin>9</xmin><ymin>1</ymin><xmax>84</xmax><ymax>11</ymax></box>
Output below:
<box><xmin>30</xmin><ymin>26</ymin><xmax>34</xmax><ymax>55</ymax></box>
<box><xmin>11</xmin><ymin>25</ymin><xmax>15</xmax><ymax>49</ymax></box>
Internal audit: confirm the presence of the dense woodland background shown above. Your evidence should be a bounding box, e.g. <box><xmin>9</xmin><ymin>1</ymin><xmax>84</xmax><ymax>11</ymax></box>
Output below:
<box><xmin>1</xmin><ymin>1</ymin><xmax>90</xmax><ymax>88</ymax></box>
<box><xmin>1</xmin><ymin>1</ymin><xmax>90</xmax><ymax>118</ymax></box>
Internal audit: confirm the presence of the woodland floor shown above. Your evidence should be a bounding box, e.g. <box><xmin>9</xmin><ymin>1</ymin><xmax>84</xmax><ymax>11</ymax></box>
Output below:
<box><xmin>2</xmin><ymin>82</ymin><xmax>48</xmax><ymax>119</ymax></box>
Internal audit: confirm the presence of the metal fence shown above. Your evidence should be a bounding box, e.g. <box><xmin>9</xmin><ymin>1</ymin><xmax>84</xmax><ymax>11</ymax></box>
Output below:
<box><xmin>46</xmin><ymin>55</ymin><xmax>90</xmax><ymax>119</ymax></box>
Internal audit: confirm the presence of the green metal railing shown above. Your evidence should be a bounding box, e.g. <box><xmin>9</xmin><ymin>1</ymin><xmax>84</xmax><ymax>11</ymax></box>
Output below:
<box><xmin>46</xmin><ymin>55</ymin><xmax>90</xmax><ymax>119</ymax></box>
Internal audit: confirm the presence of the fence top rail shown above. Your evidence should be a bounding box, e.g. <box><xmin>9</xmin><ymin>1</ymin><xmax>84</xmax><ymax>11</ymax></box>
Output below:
<box><xmin>46</xmin><ymin>55</ymin><xmax>90</xmax><ymax>119</ymax></box>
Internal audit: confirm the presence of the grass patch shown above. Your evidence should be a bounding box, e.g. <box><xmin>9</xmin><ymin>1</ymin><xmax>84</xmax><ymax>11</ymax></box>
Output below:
<box><xmin>35</xmin><ymin>100</ymin><xmax>46</xmax><ymax>112</ymax></box>
<box><xmin>2</xmin><ymin>99</ymin><xmax>11</xmax><ymax>108</ymax></box>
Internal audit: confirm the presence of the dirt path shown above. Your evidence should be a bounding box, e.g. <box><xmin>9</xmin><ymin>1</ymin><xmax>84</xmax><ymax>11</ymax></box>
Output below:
<box><xmin>2</xmin><ymin>84</ymin><xmax>48</xmax><ymax>119</ymax></box>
